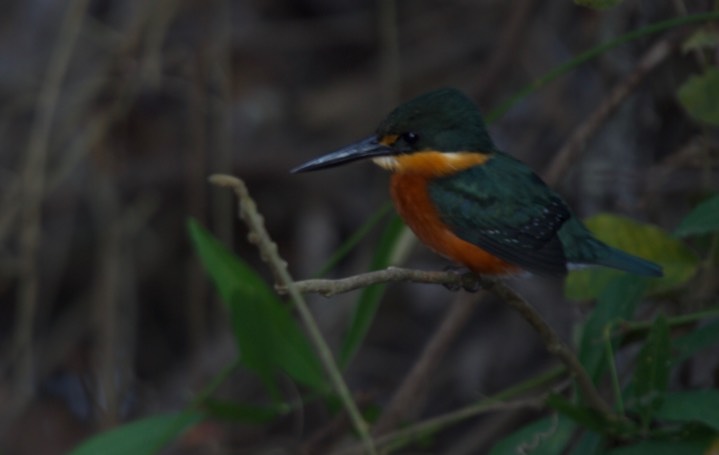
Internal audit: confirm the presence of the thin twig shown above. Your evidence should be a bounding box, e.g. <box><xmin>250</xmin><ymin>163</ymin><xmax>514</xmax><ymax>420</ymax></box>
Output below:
<box><xmin>286</xmin><ymin>263</ymin><xmax>615</xmax><ymax>419</ymax></box>
<box><xmin>209</xmin><ymin>174</ymin><xmax>377</xmax><ymax>455</ymax></box>
<box><xmin>473</xmin><ymin>0</ymin><xmax>535</xmax><ymax>102</ymax></box>
<box><xmin>338</xmin><ymin>372</ymin><xmax>568</xmax><ymax>455</ymax></box>
<box><xmin>277</xmin><ymin>266</ymin><xmax>480</xmax><ymax>297</ymax></box>
<box><xmin>543</xmin><ymin>37</ymin><xmax>677</xmax><ymax>186</ymax></box>
<box><xmin>11</xmin><ymin>0</ymin><xmax>91</xmax><ymax>414</ymax></box>
<box><xmin>370</xmin><ymin>396</ymin><xmax>546</xmax><ymax>455</ymax></box>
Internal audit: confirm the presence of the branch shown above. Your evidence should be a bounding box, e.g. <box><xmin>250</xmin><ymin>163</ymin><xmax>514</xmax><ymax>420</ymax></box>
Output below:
<box><xmin>209</xmin><ymin>174</ymin><xmax>378</xmax><ymax>455</ymax></box>
<box><xmin>288</xmin><ymin>263</ymin><xmax>615</xmax><ymax>419</ymax></box>
<box><xmin>276</xmin><ymin>266</ymin><xmax>480</xmax><ymax>297</ymax></box>
<box><xmin>543</xmin><ymin>37</ymin><xmax>677</xmax><ymax>186</ymax></box>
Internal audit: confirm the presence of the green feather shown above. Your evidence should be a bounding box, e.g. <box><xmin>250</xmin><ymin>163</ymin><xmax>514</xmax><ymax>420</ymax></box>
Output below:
<box><xmin>377</xmin><ymin>88</ymin><xmax>499</xmax><ymax>153</ymax></box>
<box><xmin>428</xmin><ymin>153</ymin><xmax>570</xmax><ymax>275</ymax></box>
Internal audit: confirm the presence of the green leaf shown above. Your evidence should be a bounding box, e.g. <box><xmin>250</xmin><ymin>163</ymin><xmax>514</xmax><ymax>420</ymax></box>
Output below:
<box><xmin>574</xmin><ymin>0</ymin><xmax>622</xmax><ymax>10</ymax></box>
<box><xmin>565</xmin><ymin>214</ymin><xmax>698</xmax><ymax>300</ymax></box>
<box><xmin>488</xmin><ymin>415</ymin><xmax>575</xmax><ymax>455</ymax></box>
<box><xmin>547</xmin><ymin>394</ymin><xmax>635</xmax><ymax>437</ymax></box>
<box><xmin>678</xmin><ymin>68</ymin><xmax>719</xmax><ymax>126</ymax></box>
<box><xmin>606</xmin><ymin>438</ymin><xmax>713</xmax><ymax>455</ymax></box>
<box><xmin>568</xmin><ymin>431</ymin><xmax>603</xmax><ymax>455</ymax></box>
<box><xmin>630</xmin><ymin>314</ymin><xmax>671</xmax><ymax>427</ymax></box>
<box><xmin>546</xmin><ymin>395</ymin><xmax>607</xmax><ymax>433</ymax></box>
<box><xmin>340</xmin><ymin>214</ymin><xmax>406</xmax><ymax>367</ymax></box>
<box><xmin>202</xmin><ymin>399</ymin><xmax>285</xmax><ymax>424</ymax></box>
<box><xmin>673</xmin><ymin>318</ymin><xmax>719</xmax><ymax>365</ymax></box>
<box><xmin>675</xmin><ymin>194</ymin><xmax>719</xmax><ymax>237</ymax></box>
<box><xmin>69</xmin><ymin>412</ymin><xmax>203</xmax><ymax>455</ymax></box>
<box><xmin>682</xmin><ymin>29</ymin><xmax>719</xmax><ymax>54</ymax></box>
<box><xmin>656</xmin><ymin>389</ymin><xmax>719</xmax><ymax>431</ymax></box>
<box><xmin>578</xmin><ymin>276</ymin><xmax>647</xmax><ymax>381</ymax></box>
<box><xmin>187</xmin><ymin>219</ymin><xmax>328</xmax><ymax>396</ymax></box>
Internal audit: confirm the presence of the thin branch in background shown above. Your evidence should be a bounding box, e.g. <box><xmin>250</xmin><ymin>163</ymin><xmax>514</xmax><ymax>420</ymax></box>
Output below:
<box><xmin>92</xmin><ymin>175</ymin><xmax>125</xmax><ymax>429</ymax></box>
<box><xmin>206</xmin><ymin>0</ymin><xmax>236</xmax><ymax>251</ymax></box>
<box><xmin>277</xmin><ymin>266</ymin><xmax>480</xmax><ymax>297</ymax></box>
<box><xmin>371</xmin><ymin>291</ymin><xmax>479</xmax><ymax>436</ymax></box>
<box><xmin>473</xmin><ymin>0</ymin><xmax>535</xmax><ymax>103</ymax></box>
<box><xmin>209</xmin><ymin>174</ymin><xmax>378</xmax><ymax>455</ymax></box>
<box><xmin>10</xmin><ymin>0</ymin><xmax>91</xmax><ymax>422</ymax></box>
<box><xmin>378</xmin><ymin>0</ymin><xmax>400</xmax><ymax>110</ymax></box>
<box><xmin>339</xmin><ymin>368</ymin><xmax>569</xmax><ymax>454</ymax></box>
<box><xmin>543</xmin><ymin>37</ymin><xmax>677</xmax><ymax>186</ymax></box>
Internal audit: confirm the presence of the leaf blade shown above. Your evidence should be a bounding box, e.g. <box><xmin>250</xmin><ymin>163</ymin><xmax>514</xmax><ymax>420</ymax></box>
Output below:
<box><xmin>675</xmin><ymin>194</ymin><xmax>719</xmax><ymax>238</ymax></box>
<box><xmin>69</xmin><ymin>412</ymin><xmax>203</xmax><ymax>455</ymax></box>
<box><xmin>678</xmin><ymin>68</ymin><xmax>719</xmax><ymax>126</ymax></box>
<box><xmin>187</xmin><ymin>219</ymin><xmax>329</xmax><ymax>395</ymax></box>
<box><xmin>630</xmin><ymin>314</ymin><xmax>671</xmax><ymax>427</ymax></box>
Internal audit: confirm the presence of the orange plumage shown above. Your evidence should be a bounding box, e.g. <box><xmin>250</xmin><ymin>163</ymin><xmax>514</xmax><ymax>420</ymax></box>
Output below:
<box><xmin>387</xmin><ymin>153</ymin><xmax>521</xmax><ymax>276</ymax></box>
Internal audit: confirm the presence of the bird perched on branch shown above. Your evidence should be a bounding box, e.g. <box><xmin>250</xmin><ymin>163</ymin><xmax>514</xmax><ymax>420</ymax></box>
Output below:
<box><xmin>293</xmin><ymin>88</ymin><xmax>662</xmax><ymax>278</ymax></box>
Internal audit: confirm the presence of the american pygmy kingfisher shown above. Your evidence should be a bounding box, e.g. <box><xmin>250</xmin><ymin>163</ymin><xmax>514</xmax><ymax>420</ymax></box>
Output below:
<box><xmin>292</xmin><ymin>88</ymin><xmax>662</xmax><ymax>278</ymax></box>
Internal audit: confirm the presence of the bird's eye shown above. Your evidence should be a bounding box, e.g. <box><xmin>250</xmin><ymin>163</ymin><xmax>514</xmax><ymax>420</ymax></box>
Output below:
<box><xmin>402</xmin><ymin>132</ymin><xmax>419</xmax><ymax>146</ymax></box>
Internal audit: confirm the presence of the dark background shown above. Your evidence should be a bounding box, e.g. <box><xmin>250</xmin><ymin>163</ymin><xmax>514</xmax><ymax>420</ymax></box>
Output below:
<box><xmin>0</xmin><ymin>1</ymin><xmax>716</xmax><ymax>453</ymax></box>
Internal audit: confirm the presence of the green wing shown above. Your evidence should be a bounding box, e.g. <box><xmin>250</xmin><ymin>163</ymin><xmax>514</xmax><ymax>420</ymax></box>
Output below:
<box><xmin>427</xmin><ymin>153</ymin><xmax>571</xmax><ymax>275</ymax></box>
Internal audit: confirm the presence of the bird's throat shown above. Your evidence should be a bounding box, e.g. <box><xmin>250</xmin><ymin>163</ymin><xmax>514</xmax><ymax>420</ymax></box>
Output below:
<box><xmin>373</xmin><ymin>151</ymin><xmax>492</xmax><ymax>176</ymax></box>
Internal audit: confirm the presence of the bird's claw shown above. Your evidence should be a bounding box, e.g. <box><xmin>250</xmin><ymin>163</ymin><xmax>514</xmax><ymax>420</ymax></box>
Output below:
<box><xmin>442</xmin><ymin>265</ymin><xmax>481</xmax><ymax>292</ymax></box>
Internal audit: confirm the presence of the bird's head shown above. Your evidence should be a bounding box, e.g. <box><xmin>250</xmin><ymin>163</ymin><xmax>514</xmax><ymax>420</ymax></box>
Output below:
<box><xmin>292</xmin><ymin>88</ymin><xmax>498</xmax><ymax>175</ymax></box>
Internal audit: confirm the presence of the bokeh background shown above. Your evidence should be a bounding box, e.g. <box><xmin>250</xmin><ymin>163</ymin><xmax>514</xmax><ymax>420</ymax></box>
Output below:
<box><xmin>0</xmin><ymin>1</ymin><xmax>716</xmax><ymax>453</ymax></box>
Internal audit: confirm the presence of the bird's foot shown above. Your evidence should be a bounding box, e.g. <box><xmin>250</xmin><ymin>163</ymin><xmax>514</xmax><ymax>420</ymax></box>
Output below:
<box><xmin>442</xmin><ymin>265</ymin><xmax>481</xmax><ymax>293</ymax></box>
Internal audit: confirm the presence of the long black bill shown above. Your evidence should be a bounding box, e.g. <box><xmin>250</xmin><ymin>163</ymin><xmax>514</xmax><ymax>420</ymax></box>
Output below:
<box><xmin>291</xmin><ymin>136</ymin><xmax>393</xmax><ymax>173</ymax></box>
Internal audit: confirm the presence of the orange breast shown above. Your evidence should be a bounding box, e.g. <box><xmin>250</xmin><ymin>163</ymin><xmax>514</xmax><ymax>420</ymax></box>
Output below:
<box><xmin>390</xmin><ymin>173</ymin><xmax>520</xmax><ymax>276</ymax></box>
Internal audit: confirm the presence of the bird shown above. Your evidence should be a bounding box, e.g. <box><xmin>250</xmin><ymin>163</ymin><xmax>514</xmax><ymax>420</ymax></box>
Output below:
<box><xmin>292</xmin><ymin>88</ymin><xmax>662</xmax><ymax>278</ymax></box>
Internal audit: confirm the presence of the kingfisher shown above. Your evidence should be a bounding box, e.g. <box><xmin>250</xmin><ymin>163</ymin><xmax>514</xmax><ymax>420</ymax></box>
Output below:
<box><xmin>292</xmin><ymin>88</ymin><xmax>662</xmax><ymax>278</ymax></box>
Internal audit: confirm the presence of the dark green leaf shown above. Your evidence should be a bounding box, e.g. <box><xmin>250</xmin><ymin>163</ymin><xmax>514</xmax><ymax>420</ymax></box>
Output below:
<box><xmin>340</xmin><ymin>214</ymin><xmax>406</xmax><ymax>366</ymax></box>
<box><xmin>547</xmin><ymin>395</ymin><xmax>607</xmax><ymax>433</ymax></box>
<box><xmin>630</xmin><ymin>314</ymin><xmax>671</xmax><ymax>426</ymax></box>
<box><xmin>566</xmin><ymin>214</ymin><xmax>698</xmax><ymax>300</ymax></box>
<box><xmin>678</xmin><ymin>68</ymin><xmax>719</xmax><ymax>126</ymax></box>
<box><xmin>69</xmin><ymin>412</ymin><xmax>203</xmax><ymax>455</ymax></box>
<box><xmin>568</xmin><ymin>431</ymin><xmax>603</xmax><ymax>455</ymax></box>
<box><xmin>578</xmin><ymin>275</ymin><xmax>647</xmax><ymax>381</ymax></box>
<box><xmin>202</xmin><ymin>399</ymin><xmax>284</xmax><ymax>424</ymax></box>
<box><xmin>673</xmin><ymin>318</ymin><xmax>719</xmax><ymax>365</ymax></box>
<box><xmin>606</xmin><ymin>437</ymin><xmax>713</xmax><ymax>455</ymax></box>
<box><xmin>675</xmin><ymin>194</ymin><xmax>719</xmax><ymax>238</ymax></box>
<box><xmin>682</xmin><ymin>29</ymin><xmax>719</xmax><ymax>54</ymax></box>
<box><xmin>547</xmin><ymin>394</ymin><xmax>635</xmax><ymax>436</ymax></box>
<box><xmin>188</xmin><ymin>219</ymin><xmax>328</xmax><ymax>395</ymax></box>
<box><xmin>656</xmin><ymin>390</ymin><xmax>719</xmax><ymax>431</ymax></box>
<box><xmin>574</xmin><ymin>0</ymin><xmax>623</xmax><ymax>10</ymax></box>
<box><xmin>488</xmin><ymin>415</ymin><xmax>575</xmax><ymax>455</ymax></box>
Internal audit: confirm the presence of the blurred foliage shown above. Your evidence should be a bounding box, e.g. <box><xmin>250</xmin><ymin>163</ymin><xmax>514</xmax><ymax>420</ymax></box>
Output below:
<box><xmin>574</xmin><ymin>0</ymin><xmax>624</xmax><ymax>10</ymax></box>
<box><xmin>678</xmin><ymin>68</ymin><xmax>719</xmax><ymax>126</ymax></box>
<box><xmin>675</xmin><ymin>194</ymin><xmax>719</xmax><ymax>237</ymax></box>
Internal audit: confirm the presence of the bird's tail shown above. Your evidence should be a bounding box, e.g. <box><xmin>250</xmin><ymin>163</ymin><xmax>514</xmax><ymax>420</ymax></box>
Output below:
<box><xmin>595</xmin><ymin>245</ymin><xmax>663</xmax><ymax>277</ymax></box>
